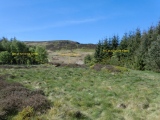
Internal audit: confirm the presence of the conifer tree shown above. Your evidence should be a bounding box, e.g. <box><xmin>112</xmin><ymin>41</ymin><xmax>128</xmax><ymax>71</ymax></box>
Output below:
<box><xmin>111</xmin><ymin>35</ymin><xmax>119</xmax><ymax>50</ymax></box>
<box><xmin>116</xmin><ymin>33</ymin><xmax>129</xmax><ymax>62</ymax></box>
<box><xmin>145</xmin><ymin>37</ymin><xmax>160</xmax><ymax>72</ymax></box>
<box><xmin>103</xmin><ymin>38</ymin><xmax>109</xmax><ymax>51</ymax></box>
<box><xmin>94</xmin><ymin>40</ymin><xmax>103</xmax><ymax>63</ymax></box>
<box><xmin>92</xmin><ymin>20</ymin><xmax>160</xmax><ymax>71</ymax></box>
<box><xmin>156</xmin><ymin>21</ymin><xmax>160</xmax><ymax>35</ymax></box>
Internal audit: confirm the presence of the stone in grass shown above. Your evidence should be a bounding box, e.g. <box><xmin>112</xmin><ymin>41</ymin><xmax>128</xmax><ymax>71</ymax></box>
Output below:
<box><xmin>117</xmin><ymin>103</ymin><xmax>127</xmax><ymax>109</ymax></box>
<box><xmin>74</xmin><ymin>111</ymin><xmax>83</xmax><ymax>118</ymax></box>
<box><xmin>142</xmin><ymin>103</ymin><xmax>149</xmax><ymax>109</ymax></box>
<box><xmin>55</xmin><ymin>63</ymin><xmax>61</xmax><ymax>67</ymax></box>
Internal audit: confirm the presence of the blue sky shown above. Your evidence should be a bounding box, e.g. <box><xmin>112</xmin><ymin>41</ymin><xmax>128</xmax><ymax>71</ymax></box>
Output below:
<box><xmin>0</xmin><ymin>0</ymin><xmax>160</xmax><ymax>44</ymax></box>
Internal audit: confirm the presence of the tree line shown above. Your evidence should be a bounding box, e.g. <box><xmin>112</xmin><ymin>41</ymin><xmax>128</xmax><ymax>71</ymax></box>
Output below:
<box><xmin>0</xmin><ymin>37</ymin><xmax>48</xmax><ymax>65</ymax></box>
<box><xmin>85</xmin><ymin>21</ymin><xmax>160</xmax><ymax>72</ymax></box>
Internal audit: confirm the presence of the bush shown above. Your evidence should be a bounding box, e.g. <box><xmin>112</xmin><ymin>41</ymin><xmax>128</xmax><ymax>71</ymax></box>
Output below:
<box><xmin>0</xmin><ymin>51</ymin><xmax>12</xmax><ymax>64</ymax></box>
<box><xmin>0</xmin><ymin>77</ymin><xmax>51</xmax><ymax>119</ymax></box>
<box><xmin>84</xmin><ymin>54</ymin><xmax>95</xmax><ymax>66</ymax></box>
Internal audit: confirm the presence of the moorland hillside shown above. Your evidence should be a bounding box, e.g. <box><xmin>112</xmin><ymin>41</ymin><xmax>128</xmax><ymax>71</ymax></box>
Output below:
<box><xmin>24</xmin><ymin>40</ymin><xmax>96</xmax><ymax>51</ymax></box>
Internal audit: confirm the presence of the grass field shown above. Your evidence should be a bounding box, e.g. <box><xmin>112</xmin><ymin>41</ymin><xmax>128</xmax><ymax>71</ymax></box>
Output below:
<box><xmin>1</xmin><ymin>64</ymin><xmax>160</xmax><ymax>120</ymax></box>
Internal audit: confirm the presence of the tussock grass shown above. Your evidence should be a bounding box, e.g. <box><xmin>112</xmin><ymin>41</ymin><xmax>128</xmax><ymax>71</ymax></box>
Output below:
<box><xmin>1</xmin><ymin>65</ymin><xmax>160</xmax><ymax>119</ymax></box>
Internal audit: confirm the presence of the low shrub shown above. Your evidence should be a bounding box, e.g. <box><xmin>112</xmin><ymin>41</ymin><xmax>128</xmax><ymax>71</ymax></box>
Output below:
<box><xmin>0</xmin><ymin>77</ymin><xmax>51</xmax><ymax>119</ymax></box>
<box><xmin>84</xmin><ymin>54</ymin><xmax>95</xmax><ymax>66</ymax></box>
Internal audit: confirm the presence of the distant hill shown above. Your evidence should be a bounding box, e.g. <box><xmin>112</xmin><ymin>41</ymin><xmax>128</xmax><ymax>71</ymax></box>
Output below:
<box><xmin>24</xmin><ymin>40</ymin><xmax>96</xmax><ymax>51</ymax></box>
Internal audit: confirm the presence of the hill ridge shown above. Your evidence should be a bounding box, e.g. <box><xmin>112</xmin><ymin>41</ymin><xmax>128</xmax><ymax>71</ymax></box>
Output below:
<box><xmin>24</xmin><ymin>40</ymin><xmax>96</xmax><ymax>51</ymax></box>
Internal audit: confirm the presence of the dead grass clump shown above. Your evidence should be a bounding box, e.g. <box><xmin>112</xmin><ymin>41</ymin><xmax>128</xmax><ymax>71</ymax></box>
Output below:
<box><xmin>105</xmin><ymin>65</ymin><xmax>121</xmax><ymax>73</ymax></box>
<box><xmin>64</xmin><ymin>63</ymin><xmax>86</xmax><ymax>68</ymax></box>
<box><xmin>92</xmin><ymin>64</ymin><xmax>116</xmax><ymax>72</ymax></box>
<box><xmin>92</xmin><ymin>64</ymin><xmax>125</xmax><ymax>73</ymax></box>
<box><xmin>0</xmin><ymin>78</ymin><xmax>50</xmax><ymax>119</ymax></box>
<box><xmin>92</xmin><ymin>64</ymin><xmax>104</xmax><ymax>71</ymax></box>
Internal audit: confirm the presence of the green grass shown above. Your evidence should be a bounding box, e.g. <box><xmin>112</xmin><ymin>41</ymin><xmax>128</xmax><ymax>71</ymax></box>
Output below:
<box><xmin>2</xmin><ymin>65</ymin><xmax>160</xmax><ymax>120</ymax></box>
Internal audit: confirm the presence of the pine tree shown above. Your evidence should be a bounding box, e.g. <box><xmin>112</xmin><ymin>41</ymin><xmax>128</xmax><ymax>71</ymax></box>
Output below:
<box><xmin>133</xmin><ymin>28</ymin><xmax>144</xmax><ymax>70</ymax></box>
<box><xmin>116</xmin><ymin>33</ymin><xmax>129</xmax><ymax>62</ymax></box>
<box><xmin>108</xmin><ymin>38</ymin><xmax>112</xmax><ymax>50</ymax></box>
<box><xmin>119</xmin><ymin>33</ymin><xmax>128</xmax><ymax>50</ymax></box>
<box><xmin>134</xmin><ymin>28</ymin><xmax>141</xmax><ymax>45</ymax></box>
<box><xmin>156</xmin><ymin>21</ymin><xmax>160</xmax><ymax>35</ymax></box>
<box><xmin>103</xmin><ymin>38</ymin><xmax>109</xmax><ymax>51</ymax></box>
<box><xmin>93</xmin><ymin>20</ymin><xmax>160</xmax><ymax>71</ymax></box>
<box><xmin>94</xmin><ymin>40</ymin><xmax>103</xmax><ymax>63</ymax></box>
<box><xmin>111</xmin><ymin>35</ymin><xmax>119</xmax><ymax>50</ymax></box>
<box><xmin>145</xmin><ymin>37</ymin><xmax>160</xmax><ymax>72</ymax></box>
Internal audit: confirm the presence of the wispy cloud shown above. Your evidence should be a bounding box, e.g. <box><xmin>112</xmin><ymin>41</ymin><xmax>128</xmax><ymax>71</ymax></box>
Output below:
<box><xmin>7</xmin><ymin>17</ymin><xmax>105</xmax><ymax>33</ymax></box>
<box><xmin>51</xmin><ymin>17</ymin><xmax>105</xmax><ymax>27</ymax></box>
<box><xmin>66</xmin><ymin>18</ymin><xmax>100</xmax><ymax>24</ymax></box>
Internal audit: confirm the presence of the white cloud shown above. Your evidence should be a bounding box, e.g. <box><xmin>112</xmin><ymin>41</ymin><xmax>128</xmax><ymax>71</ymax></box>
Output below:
<box><xmin>7</xmin><ymin>17</ymin><xmax>106</xmax><ymax>33</ymax></box>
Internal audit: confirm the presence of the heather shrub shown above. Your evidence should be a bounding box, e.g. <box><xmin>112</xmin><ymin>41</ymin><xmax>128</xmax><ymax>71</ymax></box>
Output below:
<box><xmin>23</xmin><ymin>94</ymin><xmax>50</xmax><ymax>113</ymax></box>
<box><xmin>0</xmin><ymin>78</ymin><xmax>51</xmax><ymax>119</ymax></box>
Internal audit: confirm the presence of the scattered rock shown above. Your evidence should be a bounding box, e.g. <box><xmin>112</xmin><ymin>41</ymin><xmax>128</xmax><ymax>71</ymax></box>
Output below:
<box><xmin>76</xmin><ymin>60</ymin><xmax>84</xmax><ymax>65</ymax></box>
<box><xmin>117</xmin><ymin>103</ymin><xmax>127</xmax><ymax>109</ymax></box>
<box><xmin>55</xmin><ymin>63</ymin><xmax>61</xmax><ymax>67</ymax></box>
<box><xmin>142</xmin><ymin>103</ymin><xmax>149</xmax><ymax>109</ymax></box>
<box><xmin>74</xmin><ymin>111</ymin><xmax>82</xmax><ymax>118</ymax></box>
